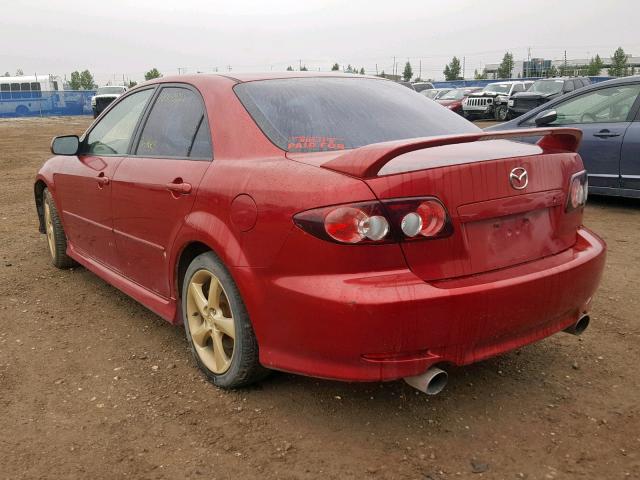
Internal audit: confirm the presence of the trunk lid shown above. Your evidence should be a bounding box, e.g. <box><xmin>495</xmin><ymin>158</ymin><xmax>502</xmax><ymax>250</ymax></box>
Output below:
<box><xmin>294</xmin><ymin>129</ymin><xmax>584</xmax><ymax>282</ymax></box>
<box><xmin>364</xmin><ymin>139</ymin><xmax>582</xmax><ymax>281</ymax></box>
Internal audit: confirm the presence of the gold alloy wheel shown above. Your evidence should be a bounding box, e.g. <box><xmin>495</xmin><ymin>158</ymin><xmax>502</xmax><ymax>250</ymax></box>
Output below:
<box><xmin>44</xmin><ymin>201</ymin><xmax>56</xmax><ymax>259</ymax></box>
<box><xmin>186</xmin><ymin>269</ymin><xmax>236</xmax><ymax>374</ymax></box>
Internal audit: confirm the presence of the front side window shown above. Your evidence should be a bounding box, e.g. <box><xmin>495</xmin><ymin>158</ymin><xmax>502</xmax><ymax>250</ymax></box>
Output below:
<box><xmin>551</xmin><ymin>84</ymin><xmax>640</xmax><ymax>125</ymax></box>
<box><xmin>136</xmin><ymin>87</ymin><xmax>211</xmax><ymax>159</ymax></box>
<box><xmin>235</xmin><ymin>77</ymin><xmax>478</xmax><ymax>153</ymax></box>
<box><xmin>85</xmin><ymin>89</ymin><xmax>153</xmax><ymax>155</ymax></box>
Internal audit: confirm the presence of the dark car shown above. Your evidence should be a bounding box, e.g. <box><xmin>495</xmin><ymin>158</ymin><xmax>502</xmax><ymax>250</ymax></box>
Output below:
<box><xmin>398</xmin><ymin>81</ymin><xmax>416</xmax><ymax>91</ymax></box>
<box><xmin>487</xmin><ymin>76</ymin><xmax>640</xmax><ymax>198</ymax></box>
<box><xmin>508</xmin><ymin>77</ymin><xmax>591</xmax><ymax>117</ymax></box>
<box><xmin>412</xmin><ymin>82</ymin><xmax>434</xmax><ymax>92</ymax></box>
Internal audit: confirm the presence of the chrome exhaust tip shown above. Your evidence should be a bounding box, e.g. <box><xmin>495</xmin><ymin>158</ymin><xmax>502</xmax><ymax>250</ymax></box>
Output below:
<box><xmin>404</xmin><ymin>367</ymin><xmax>448</xmax><ymax>395</ymax></box>
<box><xmin>564</xmin><ymin>314</ymin><xmax>590</xmax><ymax>336</ymax></box>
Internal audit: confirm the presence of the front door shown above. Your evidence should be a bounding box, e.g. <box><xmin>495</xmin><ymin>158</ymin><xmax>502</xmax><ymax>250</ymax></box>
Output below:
<box><xmin>549</xmin><ymin>83</ymin><xmax>640</xmax><ymax>189</ymax></box>
<box><xmin>111</xmin><ymin>85</ymin><xmax>213</xmax><ymax>297</ymax></box>
<box><xmin>54</xmin><ymin>88</ymin><xmax>154</xmax><ymax>267</ymax></box>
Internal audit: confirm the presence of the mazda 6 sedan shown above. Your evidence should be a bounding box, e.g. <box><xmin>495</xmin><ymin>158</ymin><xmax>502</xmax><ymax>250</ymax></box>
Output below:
<box><xmin>35</xmin><ymin>73</ymin><xmax>606</xmax><ymax>394</ymax></box>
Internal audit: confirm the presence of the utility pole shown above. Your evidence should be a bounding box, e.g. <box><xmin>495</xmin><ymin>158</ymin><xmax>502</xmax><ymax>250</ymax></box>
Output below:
<box><xmin>563</xmin><ymin>50</ymin><xmax>567</xmax><ymax>75</ymax></box>
<box><xmin>299</xmin><ymin>59</ymin><xmax>302</xmax><ymax>70</ymax></box>
<box><xmin>462</xmin><ymin>56</ymin><xmax>466</xmax><ymax>80</ymax></box>
<box><xmin>527</xmin><ymin>47</ymin><xmax>531</xmax><ymax>77</ymax></box>
<box><xmin>393</xmin><ymin>56</ymin><xmax>396</xmax><ymax>78</ymax></box>
<box><xmin>375</xmin><ymin>63</ymin><xmax>378</xmax><ymax>75</ymax></box>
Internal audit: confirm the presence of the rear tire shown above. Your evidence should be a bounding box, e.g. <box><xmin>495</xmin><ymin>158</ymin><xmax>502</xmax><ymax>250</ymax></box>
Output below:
<box><xmin>43</xmin><ymin>189</ymin><xmax>76</xmax><ymax>269</ymax></box>
<box><xmin>182</xmin><ymin>251</ymin><xmax>269</xmax><ymax>388</ymax></box>
<box><xmin>15</xmin><ymin>105</ymin><xmax>29</xmax><ymax>116</ymax></box>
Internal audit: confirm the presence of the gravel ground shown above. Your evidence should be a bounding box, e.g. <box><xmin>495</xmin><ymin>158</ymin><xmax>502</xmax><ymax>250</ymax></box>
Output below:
<box><xmin>1</xmin><ymin>116</ymin><xmax>639</xmax><ymax>480</ymax></box>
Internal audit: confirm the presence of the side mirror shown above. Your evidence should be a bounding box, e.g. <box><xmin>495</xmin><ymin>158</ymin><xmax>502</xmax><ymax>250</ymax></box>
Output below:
<box><xmin>534</xmin><ymin>109</ymin><xmax>557</xmax><ymax>126</ymax></box>
<box><xmin>51</xmin><ymin>135</ymin><xmax>80</xmax><ymax>155</ymax></box>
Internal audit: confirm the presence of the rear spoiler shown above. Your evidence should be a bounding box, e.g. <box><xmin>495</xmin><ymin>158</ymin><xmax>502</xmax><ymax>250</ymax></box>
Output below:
<box><xmin>321</xmin><ymin>128</ymin><xmax>582</xmax><ymax>179</ymax></box>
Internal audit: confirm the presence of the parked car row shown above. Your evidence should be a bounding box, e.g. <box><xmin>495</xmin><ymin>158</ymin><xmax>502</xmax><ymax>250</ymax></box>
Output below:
<box><xmin>509</xmin><ymin>77</ymin><xmax>591</xmax><ymax>117</ymax></box>
<box><xmin>461</xmin><ymin>81</ymin><xmax>533</xmax><ymax>120</ymax></box>
<box><xmin>455</xmin><ymin>77</ymin><xmax>592</xmax><ymax>121</ymax></box>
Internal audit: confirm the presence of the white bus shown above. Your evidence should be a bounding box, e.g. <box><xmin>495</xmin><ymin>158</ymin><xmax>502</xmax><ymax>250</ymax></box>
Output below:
<box><xmin>0</xmin><ymin>74</ymin><xmax>66</xmax><ymax>116</ymax></box>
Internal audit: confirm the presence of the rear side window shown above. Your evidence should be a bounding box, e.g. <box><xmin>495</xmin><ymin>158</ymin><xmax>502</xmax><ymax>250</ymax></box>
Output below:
<box><xmin>136</xmin><ymin>87</ymin><xmax>211</xmax><ymax>159</ymax></box>
<box><xmin>235</xmin><ymin>77</ymin><xmax>479</xmax><ymax>153</ymax></box>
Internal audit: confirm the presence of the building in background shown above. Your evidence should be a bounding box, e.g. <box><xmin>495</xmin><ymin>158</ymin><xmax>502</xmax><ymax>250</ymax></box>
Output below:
<box><xmin>483</xmin><ymin>55</ymin><xmax>640</xmax><ymax>79</ymax></box>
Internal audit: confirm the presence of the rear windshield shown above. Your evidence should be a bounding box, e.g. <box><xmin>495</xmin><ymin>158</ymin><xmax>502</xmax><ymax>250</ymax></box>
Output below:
<box><xmin>234</xmin><ymin>77</ymin><xmax>479</xmax><ymax>153</ymax></box>
<box><xmin>529</xmin><ymin>80</ymin><xmax>564</xmax><ymax>94</ymax></box>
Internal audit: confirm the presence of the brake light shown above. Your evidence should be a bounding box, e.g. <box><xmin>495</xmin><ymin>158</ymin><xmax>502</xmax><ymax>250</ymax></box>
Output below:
<box><xmin>566</xmin><ymin>171</ymin><xmax>588</xmax><ymax>212</ymax></box>
<box><xmin>324</xmin><ymin>207</ymin><xmax>389</xmax><ymax>243</ymax></box>
<box><xmin>293</xmin><ymin>197</ymin><xmax>452</xmax><ymax>244</ymax></box>
<box><xmin>400</xmin><ymin>200</ymin><xmax>447</xmax><ymax>237</ymax></box>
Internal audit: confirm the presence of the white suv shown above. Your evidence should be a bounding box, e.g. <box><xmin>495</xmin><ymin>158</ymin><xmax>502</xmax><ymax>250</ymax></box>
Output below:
<box><xmin>91</xmin><ymin>85</ymin><xmax>127</xmax><ymax>118</ymax></box>
<box><xmin>462</xmin><ymin>81</ymin><xmax>529</xmax><ymax>120</ymax></box>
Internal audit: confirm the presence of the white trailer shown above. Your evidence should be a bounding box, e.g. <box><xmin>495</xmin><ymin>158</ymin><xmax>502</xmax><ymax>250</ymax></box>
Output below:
<box><xmin>0</xmin><ymin>74</ymin><xmax>66</xmax><ymax>116</ymax></box>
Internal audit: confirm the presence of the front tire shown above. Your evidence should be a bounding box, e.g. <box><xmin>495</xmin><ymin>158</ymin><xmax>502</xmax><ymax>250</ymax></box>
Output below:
<box><xmin>182</xmin><ymin>251</ymin><xmax>268</xmax><ymax>388</ymax></box>
<box><xmin>43</xmin><ymin>189</ymin><xmax>76</xmax><ymax>269</ymax></box>
<box><xmin>495</xmin><ymin>105</ymin><xmax>510</xmax><ymax>121</ymax></box>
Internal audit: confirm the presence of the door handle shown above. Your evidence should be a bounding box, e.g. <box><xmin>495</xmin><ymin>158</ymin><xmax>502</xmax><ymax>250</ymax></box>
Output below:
<box><xmin>166</xmin><ymin>181</ymin><xmax>192</xmax><ymax>194</ymax></box>
<box><xmin>96</xmin><ymin>174</ymin><xmax>110</xmax><ymax>186</ymax></box>
<box><xmin>593</xmin><ymin>130</ymin><xmax>621</xmax><ymax>138</ymax></box>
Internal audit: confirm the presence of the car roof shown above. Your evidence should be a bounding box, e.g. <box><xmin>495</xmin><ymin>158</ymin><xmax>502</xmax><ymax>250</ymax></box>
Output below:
<box><xmin>150</xmin><ymin>72</ymin><xmax>383</xmax><ymax>85</ymax></box>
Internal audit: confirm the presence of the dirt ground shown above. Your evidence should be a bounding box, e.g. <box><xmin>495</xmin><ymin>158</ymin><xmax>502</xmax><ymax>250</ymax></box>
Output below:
<box><xmin>1</xmin><ymin>116</ymin><xmax>639</xmax><ymax>480</ymax></box>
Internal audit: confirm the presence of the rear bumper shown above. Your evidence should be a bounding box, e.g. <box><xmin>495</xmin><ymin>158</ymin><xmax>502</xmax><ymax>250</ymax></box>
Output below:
<box><xmin>237</xmin><ymin>228</ymin><xmax>606</xmax><ymax>382</ymax></box>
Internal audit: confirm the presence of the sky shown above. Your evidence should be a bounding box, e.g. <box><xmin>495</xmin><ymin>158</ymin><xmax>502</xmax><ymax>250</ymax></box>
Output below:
<box><xmin>1</xmin><ymin>0</ymin><xmax>639</xmax><ymax>85</ymax></box>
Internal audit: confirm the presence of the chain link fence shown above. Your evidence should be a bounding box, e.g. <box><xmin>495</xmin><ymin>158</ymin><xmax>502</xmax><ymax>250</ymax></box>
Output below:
<box><xmin>0</xmin><ymin>90</ymin><xmax>95</xmax><ymax>118</ymax></box>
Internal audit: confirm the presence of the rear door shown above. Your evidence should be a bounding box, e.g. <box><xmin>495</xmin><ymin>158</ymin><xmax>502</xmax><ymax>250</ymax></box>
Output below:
<box><xmin>111</xmin><ymin>84</ymin><xmax>212</xmax><ymax>297</ymax></box>
<box><xmin>548</xmin><ymin>83</ymin><xmax>640</xmax><ymax>188</ymax></box>
<box><xmin>54</xmin><ymin>88</ymin><xmax>154</xmax><ymax>267</ymax></box>
<box><xmin>620</xmin><ymin>106</ymin><xmax>640</xmax><ymax>191</ymax></box>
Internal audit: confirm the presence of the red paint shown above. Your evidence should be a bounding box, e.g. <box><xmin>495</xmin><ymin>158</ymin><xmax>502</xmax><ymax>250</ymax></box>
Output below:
<box><xmin>36</xmin><ymin>73</ymin><xmax>606</xmax><ymax>383</ymax></box>
<box><xmin>230</xmin><ymin>194</ymin><xmax>258</xmax><ymax>232</ymax></box>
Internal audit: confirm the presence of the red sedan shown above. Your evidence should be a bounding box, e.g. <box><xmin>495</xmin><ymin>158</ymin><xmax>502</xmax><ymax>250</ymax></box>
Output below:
<box><xmin>35</xmin><ymin>73</ymin><xmax>605</xmax><ymax>394</ymax></box>
<box><xmin>437</xmin><ymin>87</ymin><xmax>483</xmax><ymax>115</ymax></box>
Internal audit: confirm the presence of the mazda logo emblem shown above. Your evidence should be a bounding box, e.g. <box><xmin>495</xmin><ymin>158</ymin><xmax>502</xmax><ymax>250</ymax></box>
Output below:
<box><xmin>509</xmin><ymin>167</ymin><xmax>528</xmax><ymax>190</ymax></box>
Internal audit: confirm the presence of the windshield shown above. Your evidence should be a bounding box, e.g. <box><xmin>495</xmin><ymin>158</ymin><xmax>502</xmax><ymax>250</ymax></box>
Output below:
<box><xmin>483</xmin><ymin>83</ymin><xmax>511</xmax><ymax>94</ymax></box>
<box><xmin>529</xmin><ymin>80</ymin><xmax>564</xmax><ymax>95</ymax></box>
<box><xmin>96</xmin><ymin>86</ymin><xmax>125</xmax><ymax>95</ymax></box>
<box><xmin>235</xmin><ymin>77</ymin><xmax>479</xmax><ymax>152</ymax></box>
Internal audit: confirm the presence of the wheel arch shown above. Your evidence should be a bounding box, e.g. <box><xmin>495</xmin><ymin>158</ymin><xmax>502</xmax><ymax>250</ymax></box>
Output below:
<box><xmin>34</xmin><ymin>178</ymin><xmax>49</xmax><ymax>233</ymax></box>
<box><xmin>175</xmin><ymin>241</ymin><xmax>215</xmax><ymax>304</ymax></box>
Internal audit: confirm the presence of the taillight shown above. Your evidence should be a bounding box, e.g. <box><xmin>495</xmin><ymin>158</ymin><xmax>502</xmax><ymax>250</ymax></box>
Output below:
<box><xmin>324</xmin><ymin>207</ymin><xmax>389</xmax><ymax>243</ymax></box>
<box><xmin>566</xmin><ymin>171</ymin><xmax>588</xmax><ymax>212</ymax></box>
<box><xmin>293</xmin><ymin>197</ymin><xmax>452</xmax><ymax>244</ymax></box>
